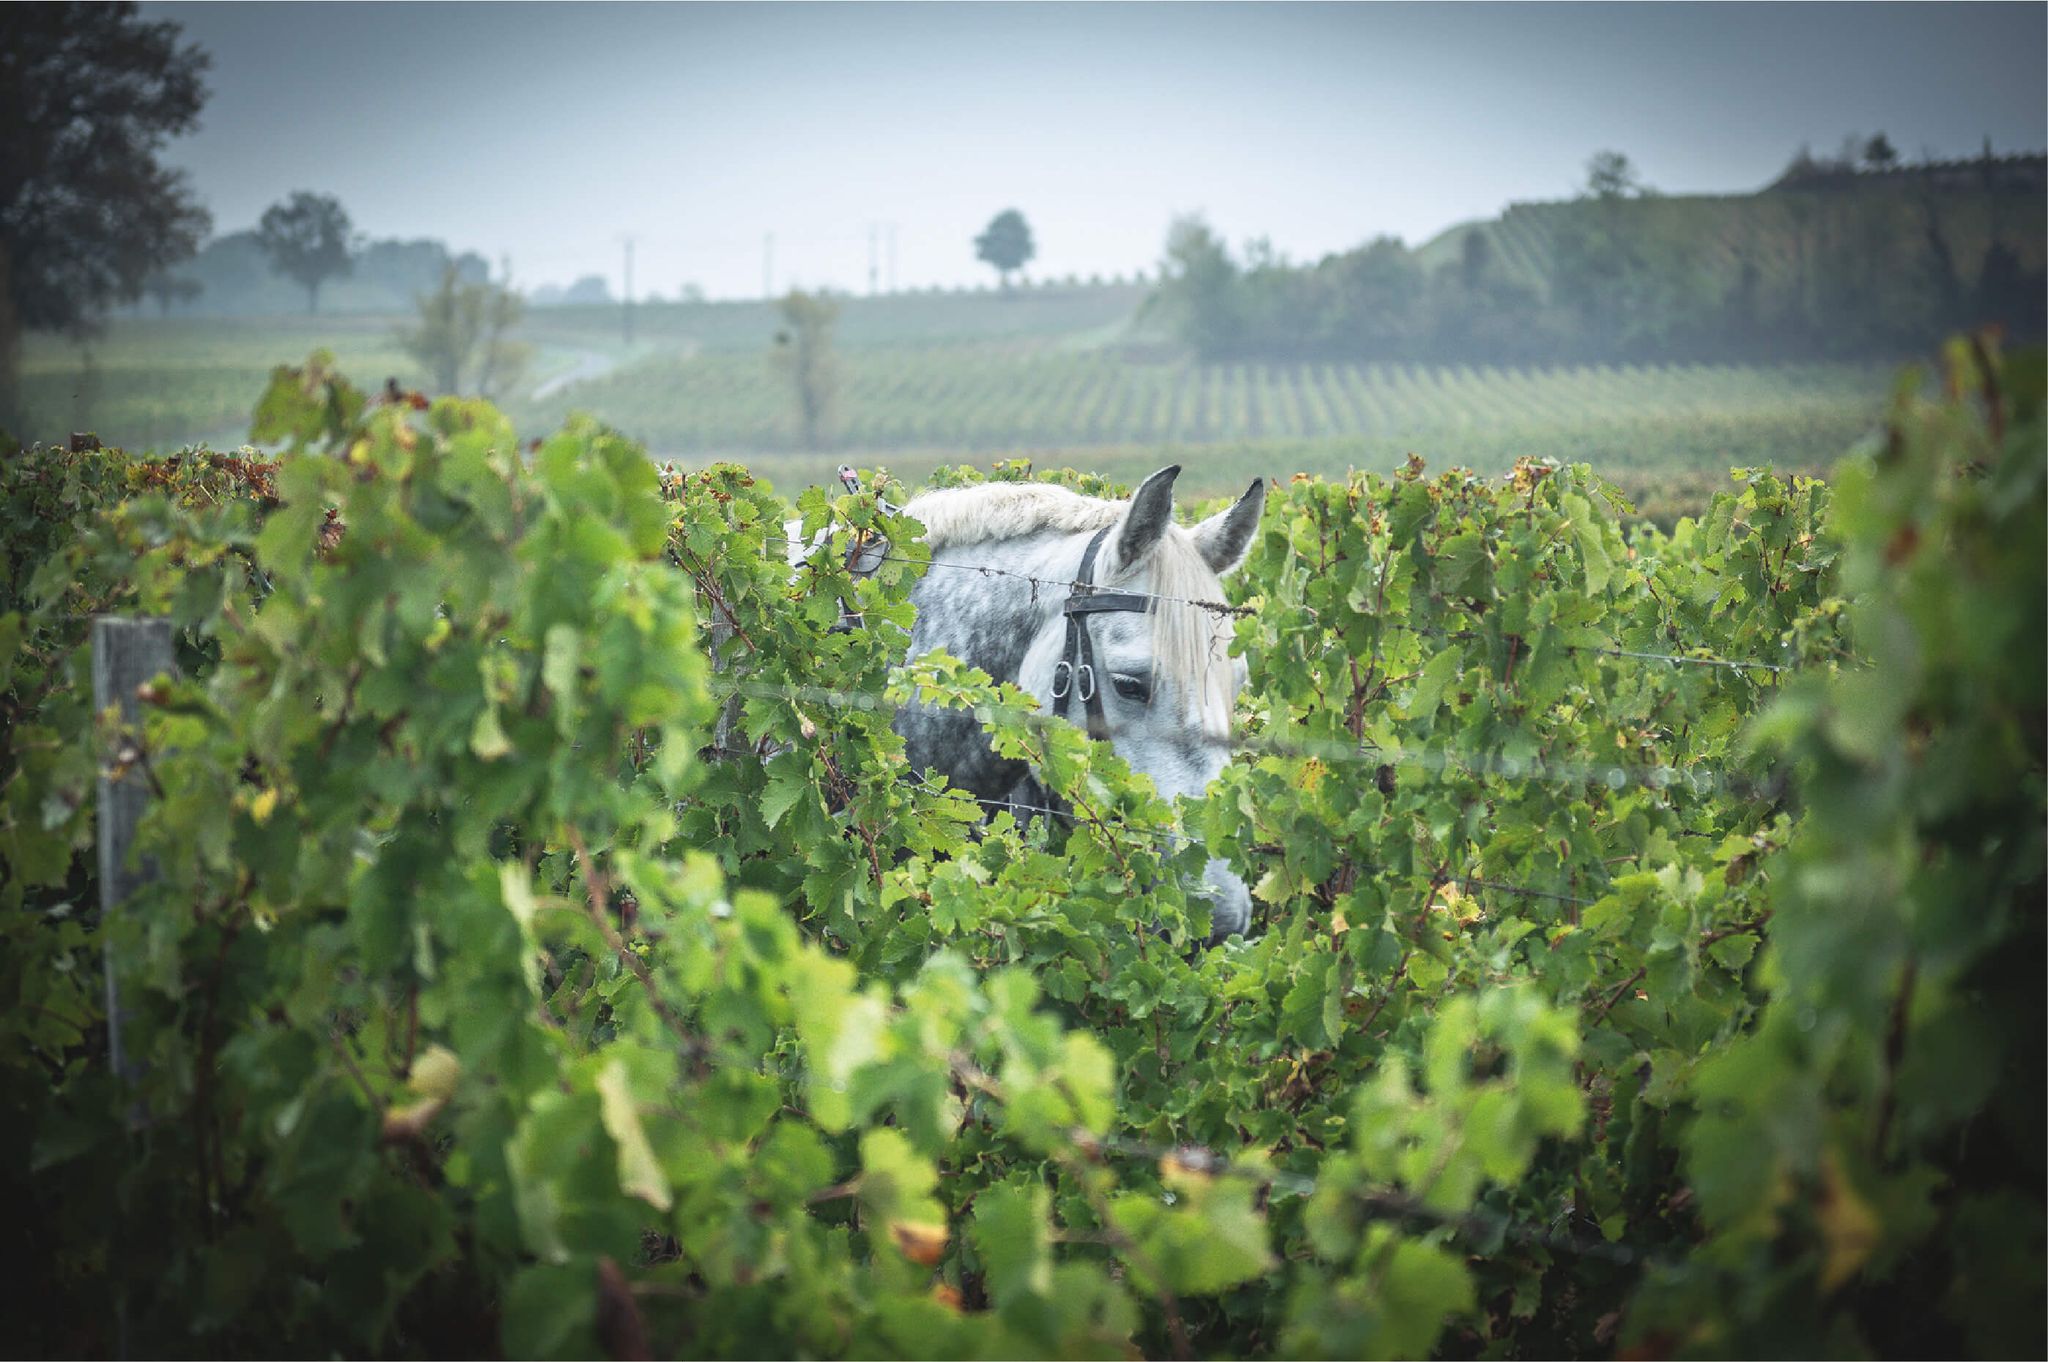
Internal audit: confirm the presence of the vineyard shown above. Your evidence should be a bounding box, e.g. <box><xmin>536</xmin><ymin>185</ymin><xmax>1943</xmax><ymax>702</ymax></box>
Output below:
<box><xmin>19</xmin><ymin>303</ymin><xmax>1892</xmax><ymax>510</ymax></box>
<box><xmin>513</xmin><ymin>345</ymin><xmax>1889</xmax><ymax>468</ymax></box>
<box><xmin>3</xmin><ymin>340</ymin><xmax>2040</xmax><ymax>1359</ymax></box>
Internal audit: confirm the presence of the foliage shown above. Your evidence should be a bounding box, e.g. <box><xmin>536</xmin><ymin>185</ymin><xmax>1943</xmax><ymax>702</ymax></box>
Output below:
<box><xmin>1144</xmin><ymin>174</ymin><xmax>2045</xmax><ymax>365</ymax></box>
<box><xmin>772</xmin><ymin>289</ymin><xmax>842</xmax><ymax>450</ymax></box>
<box><xmin>1584</xmin><ymin>150</ymin><xmax>1654</xmax><ymax>201</ymax></box>
<box><xmin>256</xmin><ymin>191</ymin><xmax>355</xmax><ymax>315</ymax></box>
<box><xmin>3</xmin><ymin>342</ymin><xmax>2040</xmax><ymax>1359</ymax></box>
<box><xmin>396</xmin><ymin>263</ymin><xmax>531</xmax><ymax>399</ymax></box>
<box><xmin>136</xmin><ymin>229</ymin><xmax>492</xmax><ymax>319</ymax></box>
<box><xmin>975</xmin><ymin>209</ymin><xmax>1037</xmax><ymax>289</ymax></box>
<box><xmin>0</xmin><ymin>1</ymin><xmax>211</xmax><ymax>430</ymax></box>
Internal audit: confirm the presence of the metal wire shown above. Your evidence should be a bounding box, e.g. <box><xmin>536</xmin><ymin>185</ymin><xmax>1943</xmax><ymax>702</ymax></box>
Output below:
<box><xmin>759</xmin><ymin>539</ymin><xmax>1798</xmax><ymax>675</ymax></box>
<box><xmin>761</xmin><ymin>540</ymin><xmax>1258</xmax><ymax>618</ymax></box>
<box><xmin>1078</xmin><ymin>1130</ymin><xmax>1653</xmax><ymax>1267</ymax></box>
<box><xmin>711</xmin><ymin>674</ymin><xmax>1771</xmax><ymax>800</ymax></box>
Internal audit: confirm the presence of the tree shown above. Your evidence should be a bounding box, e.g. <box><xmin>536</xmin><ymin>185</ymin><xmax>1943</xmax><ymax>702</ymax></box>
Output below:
<box><xmin>0</xmin><ymin>2</ymin><xmax>211</xmax><ymax>431</ymax></box>
<box><xmin>974</xmin><ymin>209</ymin><xmax>1035</xmax><ymax>290</ymax></box>
<box><xmin>1583</xmin><ymin>150</ymin><xmax>1652</xmax><ymax>200</ymax></box>
<box><xmin>395</xmin><ymin>262</ymin><xmax>529</xmax><ymax>399</ymax></box>
<box><xmin>771</xmin><ymin>289</ymin><xmax>839</xmax><ymax>448</ymax></box>
<box><xmin>1459</xmin><ymin>229</ymin><xmax>1493</xmax><ymax>292</ymax></box>
<box><xmin>256</xmin><ymin>191</ymin><xmax>354</xmax><ymax>314</ymax></box>
<box><xmin>1150</xmin><ymin>214</ymin><xmax>1242</xmax><ymax>360</ymax></box>
<box><xmin>142</xmin><ymin>269</ymin><xmax>202</xmax><ymax>316</ymax></box>
<box><xmin>1864</xmin><ymin>132</ymin><xmax>1899</xmax><ymax>170</ymax></box>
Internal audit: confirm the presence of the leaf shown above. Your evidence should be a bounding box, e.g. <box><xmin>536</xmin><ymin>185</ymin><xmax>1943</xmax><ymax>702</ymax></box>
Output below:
<box><xmin>501</xmin><ymin>1261</ymin><xmax>601</xmax><ymax>1360</ymax></box>
<box><xmin>1408</xmin><ymin>647</ymin><xmax>1461</xmax><ymax>718</ymax></box>
<box><xmin>760</xmin><ymin>763</ymin><xmax>810</xmax><ymax>831</ymax></box>
<box><xmin>888</xmin><ymin>1219</ymin><xmax>949</xmax><ymax>1267</ymax></box>
<box><xmin>1816</xmin><ymin>1152</ymin><xmax>1880</xmax><ymax>1292</ymax></box>
<box><xmin>1565</xmin><ymin>491</ymin><xmax>1614</xmax><ymax>595</ymax></box>
<box><xmin>972</xmin><ymin>1181</ymin><xmax>1054</xmax><ymax>1303</ymax></box>
<box><xmin>470</xmin><ymin>704</ymin><xmax>512</xmax><ymax>760</ymax></box>
<box><xmin>595</xmin><ymin>1059</ymin><xmax>673</xmax><ymax>1212</ymax></box>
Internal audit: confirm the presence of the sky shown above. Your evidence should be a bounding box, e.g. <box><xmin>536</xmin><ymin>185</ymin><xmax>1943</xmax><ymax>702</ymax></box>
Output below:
<box><xmin>146</xmin><ymin>2</ymin><xmax>2048</xmax><ymax>301</ymax></box>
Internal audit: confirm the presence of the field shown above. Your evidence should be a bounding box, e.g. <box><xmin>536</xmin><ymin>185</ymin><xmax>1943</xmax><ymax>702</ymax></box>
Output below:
<box><xmin>20</xmin><ymin>283</ymin><xmax>1895</xmax><ymax>508</ymax></box>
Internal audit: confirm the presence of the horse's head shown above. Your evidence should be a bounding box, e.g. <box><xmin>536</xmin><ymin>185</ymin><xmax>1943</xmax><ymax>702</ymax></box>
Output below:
<box><xmin>1019</xmin><ymin>465</ymin><xmax>1266</xmax><ymax>943</ymax></box>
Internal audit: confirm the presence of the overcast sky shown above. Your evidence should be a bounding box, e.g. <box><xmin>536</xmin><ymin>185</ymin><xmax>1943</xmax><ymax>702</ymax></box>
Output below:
<box><xmin>146</xmin><ymin>2</ymin><xmax>2047</xmax><ymax>300</ymax></box>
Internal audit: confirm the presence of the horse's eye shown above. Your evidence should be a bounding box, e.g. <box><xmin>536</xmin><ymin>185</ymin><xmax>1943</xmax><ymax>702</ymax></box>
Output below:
<box><xmin>1111</xmin><ymin>673</ymin><xmax>1150</xmax><ymax>703</ymax></box>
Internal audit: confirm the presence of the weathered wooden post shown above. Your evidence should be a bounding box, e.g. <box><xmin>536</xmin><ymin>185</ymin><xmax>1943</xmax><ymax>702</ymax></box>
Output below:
<box><xmin>93</xmin><ymin>615</ymin><xmax>174</xmax><ymax>1097</ymax></box>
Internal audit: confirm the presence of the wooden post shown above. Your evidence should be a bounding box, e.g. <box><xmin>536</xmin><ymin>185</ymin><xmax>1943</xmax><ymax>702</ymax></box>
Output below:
<box><xmin>93</xmin><ymin>616</ymin><xmax>174</xmax><ymax>1095</ymax></box>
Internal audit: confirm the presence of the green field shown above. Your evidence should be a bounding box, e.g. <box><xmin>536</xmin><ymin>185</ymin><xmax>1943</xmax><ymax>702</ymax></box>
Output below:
<box><xmin>20</xmin><ymin>284</ymin><xmax>1895</xmax><ymax>507</ymax></box>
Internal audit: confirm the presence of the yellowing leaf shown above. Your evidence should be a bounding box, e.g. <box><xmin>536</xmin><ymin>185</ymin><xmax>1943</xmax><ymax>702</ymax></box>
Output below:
<box><xmin>471</xmin><ymin>705</ymin><xmax>513</xmax><ymax>760</ymax></box>
<box><xmin>595</xmin><ymin>1059</ymin><xmax>673</xmax><ymax>1212</ymax></box>
<box><xmin>1816</xmin><ymin>1153</ymin><xmax>1880</xmax><ymax>1291</ymax></box>
<box><xmin>888</xmin><ymin>1219</ymin><xmax>949</xmax><ymax>1266</ymax></box>
<box><xmin>249</xmin><ymin>786</ymin><xmax>279</xmax><ymax>825</ymax></box>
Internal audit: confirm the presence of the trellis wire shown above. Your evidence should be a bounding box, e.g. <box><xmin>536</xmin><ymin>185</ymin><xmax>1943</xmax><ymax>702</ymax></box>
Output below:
<box><xmin>1076</xmin><ymin>1130</ymin><xmax>1653</xmax><ymax>1267</ymax></box>
<box><xmin>760</xmin><ymin>537</ymin><xmax>1796</xmax><ymax>675</ymax></box>
<box><xmin>711</xmin><ymin>674</ymin><xmax>1774</xmax><ymax>801</ymax></box>
<box><xmin>896</xmin><ymin>770</ymin><xmax>1598</xmax><ymax>908</ymax></box>
<box><xmin>688</xmin><ymin>1047</ymin><xmax>1651</xmax><ymax>1266</ymax></box>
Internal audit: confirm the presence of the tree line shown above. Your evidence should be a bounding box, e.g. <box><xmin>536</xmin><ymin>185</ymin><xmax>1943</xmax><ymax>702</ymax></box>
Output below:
<box><xmin>1146</xmin><ymin>150</ymin><xmax>2046</xmax><ymax>366</ymax></box>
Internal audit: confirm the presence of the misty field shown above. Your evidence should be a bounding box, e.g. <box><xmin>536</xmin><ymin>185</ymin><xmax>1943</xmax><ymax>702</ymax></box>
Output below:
<box><xmin>19</xmin><ymin>286</ymin><xmax>1892</xmax><ymax>507</ymax></box>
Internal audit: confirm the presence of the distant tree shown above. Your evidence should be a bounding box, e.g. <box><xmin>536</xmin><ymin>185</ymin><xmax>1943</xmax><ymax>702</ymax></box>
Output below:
<box><xmin>142</xmin><ymin>269</ymin><xmax>203</xmax><ymax>316</ymax></box>
<box><xmin>1864</xmin><ymin>133</ymin><xmax>1899</xmax><ymax>171</ymax></box>
<box><xmin>678</xmin><ymin>282</ymin><xmax>707</xmax><ymax>305</ymax></box>
<box><xmin>1151</xmin><ymin>215</ymin><xmax>1242</xmax><ymax>359</ymax></box>
<box><xmin>396</xmin><ymin>262</ymin><xmax>529</xmax><ymax>399</ymax></box>
<box><xmin>1459</xmin><ymin>230</ymin><xmax>1493</xmax><ymax>292</ymax></box>
<box><xmin>1584</xmin><ymin>150</ymin><xmax>1653</xmax><ymax>200</ymax></box>
<box><xmin>256</xmin><ymin>191</ymin><xmax>354</xmax><ymax>314</ymax></box>
<box><xmin>974</xmin><ymin>209</ymin><xmax>1036</xmax><ymax>290</ymax></box>
<box><xmin>772</xmin><ymin>289</ymin><xmax>839</xmax><ymax>449</ymax></box>
<box><xmin>0</xmin><ymin>2</ymin><xmax>212</xmax><ymax>430</ymax></box>
<box><xmin>563</xmin><ymin>274</ymin><xmax>612</xmax><ymax>305</ymax></box>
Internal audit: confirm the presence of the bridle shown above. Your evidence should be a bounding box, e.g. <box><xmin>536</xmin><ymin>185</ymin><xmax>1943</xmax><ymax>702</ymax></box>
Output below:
<box><xmin>1049</xmin><ymin>527</ymin><xmax>1151</xmax><ymax>741</ymax></box>
<box><xmin>821</xmin><ymin>473</ymin><xmax>1150</xmax><ymax>742</ymax></box>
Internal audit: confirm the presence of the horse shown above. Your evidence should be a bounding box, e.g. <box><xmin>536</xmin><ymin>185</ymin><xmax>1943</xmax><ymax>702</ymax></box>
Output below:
<box><xmin>888</xmin><ymin>465</ymin><xmax>1266</xmax><ymax>945</ymax></box>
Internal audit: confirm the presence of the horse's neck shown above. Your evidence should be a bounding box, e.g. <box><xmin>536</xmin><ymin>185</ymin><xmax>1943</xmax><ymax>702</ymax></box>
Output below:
<box><xmin>911</xmin><ymin>530</ymin><xmax>1087</xmax><ymax>685</ymax></box>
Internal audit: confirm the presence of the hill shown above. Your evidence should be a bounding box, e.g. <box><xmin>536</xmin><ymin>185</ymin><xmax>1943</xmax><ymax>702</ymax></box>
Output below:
<box><xmin>1416</xmin><ymin>165</ymin><xmax>2046</xmax><ymax>311</ymax></box>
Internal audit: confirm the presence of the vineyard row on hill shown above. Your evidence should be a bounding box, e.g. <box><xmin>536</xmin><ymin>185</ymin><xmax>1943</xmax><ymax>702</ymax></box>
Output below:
<box><xmin>517</xmin><ymin>350</ymin><xmax>1892</xmax><ymax>461</ymax></box>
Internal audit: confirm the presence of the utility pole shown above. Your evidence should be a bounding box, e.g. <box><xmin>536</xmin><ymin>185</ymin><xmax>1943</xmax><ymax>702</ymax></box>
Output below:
<box><xmin>763</xmin><ymin>231</ymin><xmax>775</xmax><ymax>300</ymax></box>
<box><xmin>868</xmin><ymin>223</ymin><xmax>879</xmax><ymax>296</ymax></box>
<box><xmin>620</xmin><ymin>234</ymin><xmax>635</xmax><ymax>346</ymax></box>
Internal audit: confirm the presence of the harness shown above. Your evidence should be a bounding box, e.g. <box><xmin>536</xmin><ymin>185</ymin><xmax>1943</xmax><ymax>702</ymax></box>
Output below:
<box><xmin>824</xmin><ymin>471</ymin><xmax>1149</xmax><ymax>744</ymax></box>
<box><xmin>1049</xmin><ymin>527</ymin><xmax>1151</xmax><ymax>741</ymax></box>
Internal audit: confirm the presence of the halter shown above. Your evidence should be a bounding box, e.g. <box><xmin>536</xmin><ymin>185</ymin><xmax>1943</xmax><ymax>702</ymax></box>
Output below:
<box><xmin>1049</xmin><ymin>527</ymin><xmax>1152</xmax><ymax>741</ymax></box>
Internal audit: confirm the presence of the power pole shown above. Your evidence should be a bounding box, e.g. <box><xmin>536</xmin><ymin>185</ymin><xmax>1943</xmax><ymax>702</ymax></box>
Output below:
<box><xmin>763</xmin><ymin>231</ymin><xmax>775</xmax><ymax>300</ymax></box>
<box><xmin>868</xmin><ymin>223</ymin><xmax>879</xmax><ymax>296</ymax></box>
<box><xmin>620</xmin><ymin>234</ymin><xmax>635</xmax><ymax>346</ymax></box>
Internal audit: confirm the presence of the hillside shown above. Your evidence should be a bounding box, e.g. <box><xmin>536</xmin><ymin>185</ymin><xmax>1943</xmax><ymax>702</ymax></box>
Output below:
<box><xmin>1412</xmin><ymin>158</ymin><xmax>2046</xmax><ymax>315</ymax></box>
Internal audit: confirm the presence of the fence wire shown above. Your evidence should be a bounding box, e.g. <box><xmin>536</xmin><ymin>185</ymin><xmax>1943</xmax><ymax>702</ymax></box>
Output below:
<box><xmin>759</xmin><ymin>537</ymin><xmax>1798</xmax><ymax>675</ymax></box>
<box><xmin>711</xmin><ymin>674</ymin><xmax>1776</xmax><ymax>801</ymax></box>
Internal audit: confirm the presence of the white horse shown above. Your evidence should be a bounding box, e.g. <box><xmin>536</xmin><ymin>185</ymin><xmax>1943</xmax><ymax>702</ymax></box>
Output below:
<box><xmin>889</xmin><ymin>466</ymin><xmax>1265</xmax><ymax>944</ymax></box>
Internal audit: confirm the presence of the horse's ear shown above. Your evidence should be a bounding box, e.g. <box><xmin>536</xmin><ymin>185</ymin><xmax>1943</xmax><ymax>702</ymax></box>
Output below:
<box><xmin>1190</xmin><ymin>478</ymin><xmax>1266</xmax><ymax>577</ymax></box>
<box><xmin>1111</xmin><ymin>465</ymin><xmax>1180</xmax><ymax>575</ymax></box>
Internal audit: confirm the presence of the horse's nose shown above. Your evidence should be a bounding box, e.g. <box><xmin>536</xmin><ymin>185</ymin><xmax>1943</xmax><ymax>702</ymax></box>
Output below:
<box><xmin>1199</xmin><ymin>856</ymin><xmax>1251</xmax><ymax>945</ymax></box>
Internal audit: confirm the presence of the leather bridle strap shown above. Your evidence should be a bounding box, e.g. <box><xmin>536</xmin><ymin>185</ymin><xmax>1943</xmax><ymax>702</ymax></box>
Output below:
<box><xmin>1049</xmin><ymin>527</ymin><xmax>1151</xmax><ymax>740</ymax></box>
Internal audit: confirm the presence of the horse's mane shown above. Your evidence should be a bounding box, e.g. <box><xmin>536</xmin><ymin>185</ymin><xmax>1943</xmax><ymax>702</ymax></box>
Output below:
<box><xmin>904</xmin><ymin>482</ymin><xmax>1237</xmax><ymax>738</ymax></box>
<box><xmin>904</xmin><ymin>483</ymin><xmax>1124</xmax><ymax>547</ymax></box>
